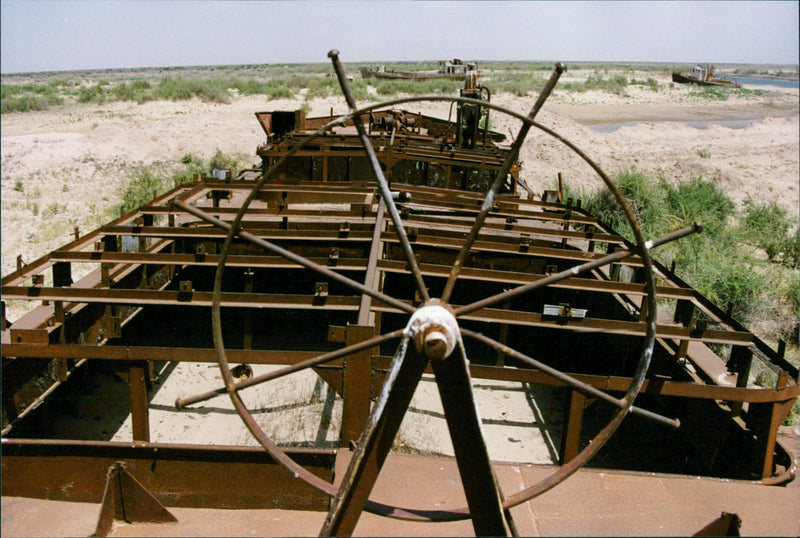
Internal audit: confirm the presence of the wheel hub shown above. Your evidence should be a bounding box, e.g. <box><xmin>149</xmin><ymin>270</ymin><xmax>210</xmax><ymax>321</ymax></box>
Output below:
<box><xmin>405</xmin><ymin>302</ymin><xmax>460</xmax><ymax>361</ymax></box>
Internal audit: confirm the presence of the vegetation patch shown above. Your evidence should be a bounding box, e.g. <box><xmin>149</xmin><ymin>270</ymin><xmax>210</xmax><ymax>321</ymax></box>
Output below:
<box><xmin>119</xmin><ymin>150</ymin><xmax>250</xmax><ymax>212</ymax></box>
<box><xmin>584</xmin><ymin>169</ymin><xmax>800</xmax><ymax>423</ymax></box>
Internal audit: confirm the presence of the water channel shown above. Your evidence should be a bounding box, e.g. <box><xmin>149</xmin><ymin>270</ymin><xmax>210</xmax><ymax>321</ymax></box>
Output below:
<box><xmin>587</xmin><ymin>118</ymin><xmax>769</xmax><ymax>133</ymax></box>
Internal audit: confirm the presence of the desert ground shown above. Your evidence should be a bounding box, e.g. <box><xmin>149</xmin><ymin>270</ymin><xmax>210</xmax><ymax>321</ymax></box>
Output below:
<box><xmin>1</xmin><ymin>67</ymin><xmax>798</xmax><ymax>459</ymax></box>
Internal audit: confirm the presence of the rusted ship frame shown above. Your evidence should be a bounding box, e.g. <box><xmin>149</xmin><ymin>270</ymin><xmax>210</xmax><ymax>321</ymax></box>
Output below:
<box><xmin>2</xmin><ymin>51</ymin><xmax>798</xmax><ymax>536</ymax></box>
<box><xmin>359</xmin><ymin>59</ymin><xmax>476</xmax><ymax>80</ymax></box>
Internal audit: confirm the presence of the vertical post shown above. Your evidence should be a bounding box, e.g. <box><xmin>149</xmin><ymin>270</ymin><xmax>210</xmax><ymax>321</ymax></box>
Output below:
<box><xmin>674</xmin><ymin>300</ymin><xmax>695</xmax><ymax>361</ymax></box>
<box><xmin>243</xmin><ymin>269</ymin><xmax>254</xmax><ymax>350</ymax></box>
<box><xmin>608</xmin><ymin>245</ymin><xmax>621</xmax><ymax>281</ymax></box>
<box><xmin>638</xmin><ymin>291</ymin><xmax>650</xmax><ymax>322</ymax></box>
<box><xmin>341</xmin><ymin>325</ymin><xmax>375</xmax><ymax>447</ymax></box>
<box><xmin>753</xmin><ymin>371</ymin><xmax>791</xmax><ymax>479</ymax></box>
<box><xmin>496</xmin><ymin>299</ymin><xmax>511</xmax><ymax>367</ymax></box>
<box><xmin>129</xmin><ymin>361</ymin><xmax>150</xmax><ymax>442</ymax></box>
<box><xmin>728</xmin><ymin>346</ymin><xmax>752</xmax><ymax>417</ymax></box>
<box><xmin>559</xmin><ymin>389</ymin><xmax>586</xmax><ymax>464</ymax></box>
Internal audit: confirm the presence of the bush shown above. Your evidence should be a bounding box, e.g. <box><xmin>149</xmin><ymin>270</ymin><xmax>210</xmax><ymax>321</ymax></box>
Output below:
<box><xmin>119</xmin><ymin>151</ymin><xmax>251</xmax><ymax>212</ymax></box>
<box><xmin>78</xmin><ymin>84</ymin><xmax>106</xmax><ymax>104</ymax></box>
<box><xmin>1</xmin><ymin>93</ymin><xmax>64</xmax><ymax>113</ymax></box>
<box><xmin>112</xmin><ymin>80</ymin><xmax>154</xmax><ymax>103</ymax></box>
<box><xmin>783</xmin><ymin>227</ymin><xmax>800</xmax><ymax>269</ymax></box>
<box><xmin>586</xmin><ymin>170</ymin><xmax>790</xmax><ymax>326</ymax></box>
<box><xmin>691</xmin><ymin>87</ymin><xmax>728</xmax><ymax>100</ymax></box>
<box><xmin>742</xmin><ymin>199</ymin><xmax>791</xmax><ymax>261</ymax></box>
<box><xmin>665</xmin><ymin>176</ymin><xmax>734</xmax><ymax>236</ymax></box>
<box><xmin>678</xmin><ymin>232</ymin><xmax>765</xmax><ymax>321</ymax></box>
<box><xmin>154</xmin><ymin>77</ymin><xmax>231</xmax><ymax>103</ymax></box>
<box><xmin>586</xmin><ymin>167</ymin><xmax>670</xmax><ymax>241</ymax></box>
<box><xmin>120</xmin><ymin>163</ymin><xmax>173</xmax><ymax>212</ymax></box>
<box><xmin>208</xmin><ymin>149</ymin><xmax>249</xmax><ymax>174</ymax></box>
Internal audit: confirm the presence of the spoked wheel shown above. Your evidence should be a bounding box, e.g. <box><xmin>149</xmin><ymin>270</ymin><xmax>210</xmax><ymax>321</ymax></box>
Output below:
<box><xmin>175</xmin><ymin>51</ymin><xmax>698</xmax><ymax>536</ymax></box>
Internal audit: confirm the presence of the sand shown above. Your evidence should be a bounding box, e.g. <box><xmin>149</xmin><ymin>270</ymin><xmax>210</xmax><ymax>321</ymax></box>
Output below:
<box><xmin>1</xmin><ymin>72</ymin><xmax>798</xmax><ymax>461</ymax></box>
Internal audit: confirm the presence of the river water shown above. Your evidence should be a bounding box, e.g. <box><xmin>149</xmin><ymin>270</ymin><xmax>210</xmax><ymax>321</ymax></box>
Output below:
<box><xmin>587</xmin><ymin>118</ymin><xmax>766</xmax><ymax>133</ymax></box>
<box><xmin>730</xmin><ymin>76</ymin><xmax>799</xmax><ymax>89</ymax></box>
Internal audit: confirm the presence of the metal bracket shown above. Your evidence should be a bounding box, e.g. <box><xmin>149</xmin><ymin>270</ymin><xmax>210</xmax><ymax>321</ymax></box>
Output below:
<box><xmin>328</xmin><ymin>247</ymin><xmax>340</xmax><ymax>266</ymax></box>
<box><xmin>9</xmin><ymin>329</ymin><xmax>49</xmax><ymax>345</ymax></box>
<box><xmin>520</xmin><ymin>234</ymin><xmax>531</xmax><ymax>252</ymax></box>
<box><xmin>178</xmin><ymin>280</ymin><xmax>193</xmax><ymax>302</ymax></box>
<box><xmin>328</xmin><ymin>325</ymin><xmax>347</xmax><ymax>343</ymax></box>
<box><xmin>94</xmin><ymin>461</ymin><xmax>177</xmax><ymax>537</ymax></box>
<box><xmin>104</xmin><ymin>311</ymin><xmax>123</xmax><ymax>339</ymax></box>
<box><xmin>314</xmin><ymin>282</ymin><xmax>329</xmax><ymax>306</ymax></box>
<box><xmin>543</xmin><ymin>303</ymin><xmax>587</xmax><ymax>325</ymax></box>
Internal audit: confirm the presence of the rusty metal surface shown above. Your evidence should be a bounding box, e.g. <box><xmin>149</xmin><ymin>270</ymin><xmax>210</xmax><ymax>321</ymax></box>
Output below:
<box><xmin>6</xmin><ymin>450</ymin><xmax>798</xmax><ymax>537</ymax></box>
<box><xmin>1</xmin><ymin>439</ymin><xmax>334</xmax><ymax>511</ymax></box>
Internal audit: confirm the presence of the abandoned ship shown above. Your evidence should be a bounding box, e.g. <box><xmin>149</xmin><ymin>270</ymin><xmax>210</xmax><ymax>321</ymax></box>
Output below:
<box><xmin>2</xmin><ymin>51</ymin><xmax>798</xmax><ymax>536</ymax></box>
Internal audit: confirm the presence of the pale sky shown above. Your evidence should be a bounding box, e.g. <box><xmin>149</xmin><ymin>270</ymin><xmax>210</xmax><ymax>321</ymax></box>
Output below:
<box><xmin>1</xmin><ymin>1</ymin><xmax>798</xmax><ymax>74</ymax></box>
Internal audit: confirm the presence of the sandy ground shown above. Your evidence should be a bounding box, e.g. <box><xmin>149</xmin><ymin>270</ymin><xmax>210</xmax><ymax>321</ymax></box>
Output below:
<box><xmin>2</xmin><ymin>72</ymin><xmax>798</xmax><ymax>461</ymax></box>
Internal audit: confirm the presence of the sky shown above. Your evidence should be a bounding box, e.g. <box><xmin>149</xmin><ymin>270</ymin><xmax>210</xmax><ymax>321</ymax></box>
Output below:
<box><xmin>1</xmin><ymin>1</ymin><xmax>798</xmax><ymax>74</ymax></box>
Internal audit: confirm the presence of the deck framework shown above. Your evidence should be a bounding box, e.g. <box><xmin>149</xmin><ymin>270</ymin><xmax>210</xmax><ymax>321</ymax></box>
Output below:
<box><xmin>2</xmin><ymin>54</ymin><xmax>798</xmax><ymax>536</ymax></box>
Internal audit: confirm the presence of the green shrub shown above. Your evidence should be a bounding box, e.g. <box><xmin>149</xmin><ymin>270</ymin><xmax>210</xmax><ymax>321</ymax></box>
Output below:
<box><xmin>120</xmin><ymin>163</ymin><xmax>173</xmax><ymax>212</ymax></box>
<box><xmin>154</xmin><ymin>77</ymin><xmax>231</xmax><ymax>103</ymax></box>
<box><xmin>78</xmin><ymin>84</ymin><xmax>106</xmax><ymax>104</ymax></box>
<box><xmin>1</xmin><ymin>93</ymin><xmax>64</xmax><ymax>113</ymax></box>
<box><xmin>112</xmin><ymin>80</ymin><xmax>155</xmax><ymax>103</ymax></box>
<box><xmin>690</xmin><ymin>87</ymin><xmax>728</xmax><ymax>100</ymax></box>
<box><xmin>488</xmin><ymin>72</ymin><xmax>544</xmax><ymax>96</ymax></box>
<box><xmin>783</xmin><ymin>227</ymin><xmax>800</xmax><ymax>269</ymax></box>
<box><xmin>586</xmin><ymin>167</ymin><xmax>670</xmax><ymax>241</ymax></box>
<box><xmin>665</xmin><ymin>176</ymin><xmax>734</xmax><ymax>236</ymax></box>
<box><xmin>742</xmin><ymin>199</ymin><xmax>790</xmax><ymax>261</ymax></box>
<box><xmin>118</xmin><ymin>151</ymin><xmax>251</xmax><ymax>212</ymax></box>
<box><xmin>677</xmin><ymin>232</ymin><xmax>765</xmax><ymax>321</ymax></box>
<box><xmin>582</xmin><ymin>74</ymin><xmax>629</xmax><ymax>95</ymax></box>
<box><xmin>587</xmin><ymin>170</ymin><xmax>788</xmax><ymax>326</ymax></box>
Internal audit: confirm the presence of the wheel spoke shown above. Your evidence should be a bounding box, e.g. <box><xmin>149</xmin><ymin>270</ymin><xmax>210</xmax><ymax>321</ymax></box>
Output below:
<box><xmin>462</xmin><ymin>328</ymin><xmax>679</xmax><ymax>429</ymax></box>
<box><xmin>321</xmin><ymin>335</ymin><xmax>429</xmax><ymax>536</ymax></box>
<box><xmin>175</xmin><ymin>329</ymin><xmax>405</xmax><ymax>409</ymax></box>
<box><xmin>431</xmin><ymin>340</ymin><xmax>510</xmax><ymax>536</ymax></box>
<box><xmin>440</xmin><ymin>63</ymin><xmax>566</xmax><ymax>302</ymax></box>
<box><xmin>219</xmin><ymin>368</ymin><xmax>338</xmax><ymax>496</ymax></box>
<box><xmin>455</xmin><ymin>223</ymin><xmax>702</xmax><ymax>317</ymax></box>
<box><xmin>174</xmin><ymin>199</ymin><xmax>415</xmax><ymax>315</ymax></box>
<box><xmin>328</xmin><ymin>50</ymin><xmax>430</xmax><ymax>303</ymax></box>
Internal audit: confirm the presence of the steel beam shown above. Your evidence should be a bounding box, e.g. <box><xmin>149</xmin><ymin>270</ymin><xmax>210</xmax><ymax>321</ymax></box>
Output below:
<box><xmin>341</xmin><ymin>325</ymin><xmax>376</xmax><ymax>447</ymax></box>
<box><xmin>1</xmin><ymin>439</ymin><xmax>333</xmax><ymax>511</ymax></box>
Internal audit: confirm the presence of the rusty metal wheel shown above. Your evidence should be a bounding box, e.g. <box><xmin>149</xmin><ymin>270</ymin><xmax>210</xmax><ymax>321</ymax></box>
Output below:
<box><xmin>177</xmin><ymin>50</ymin><xmax>697</xmax><ymax>536</ymax></box>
